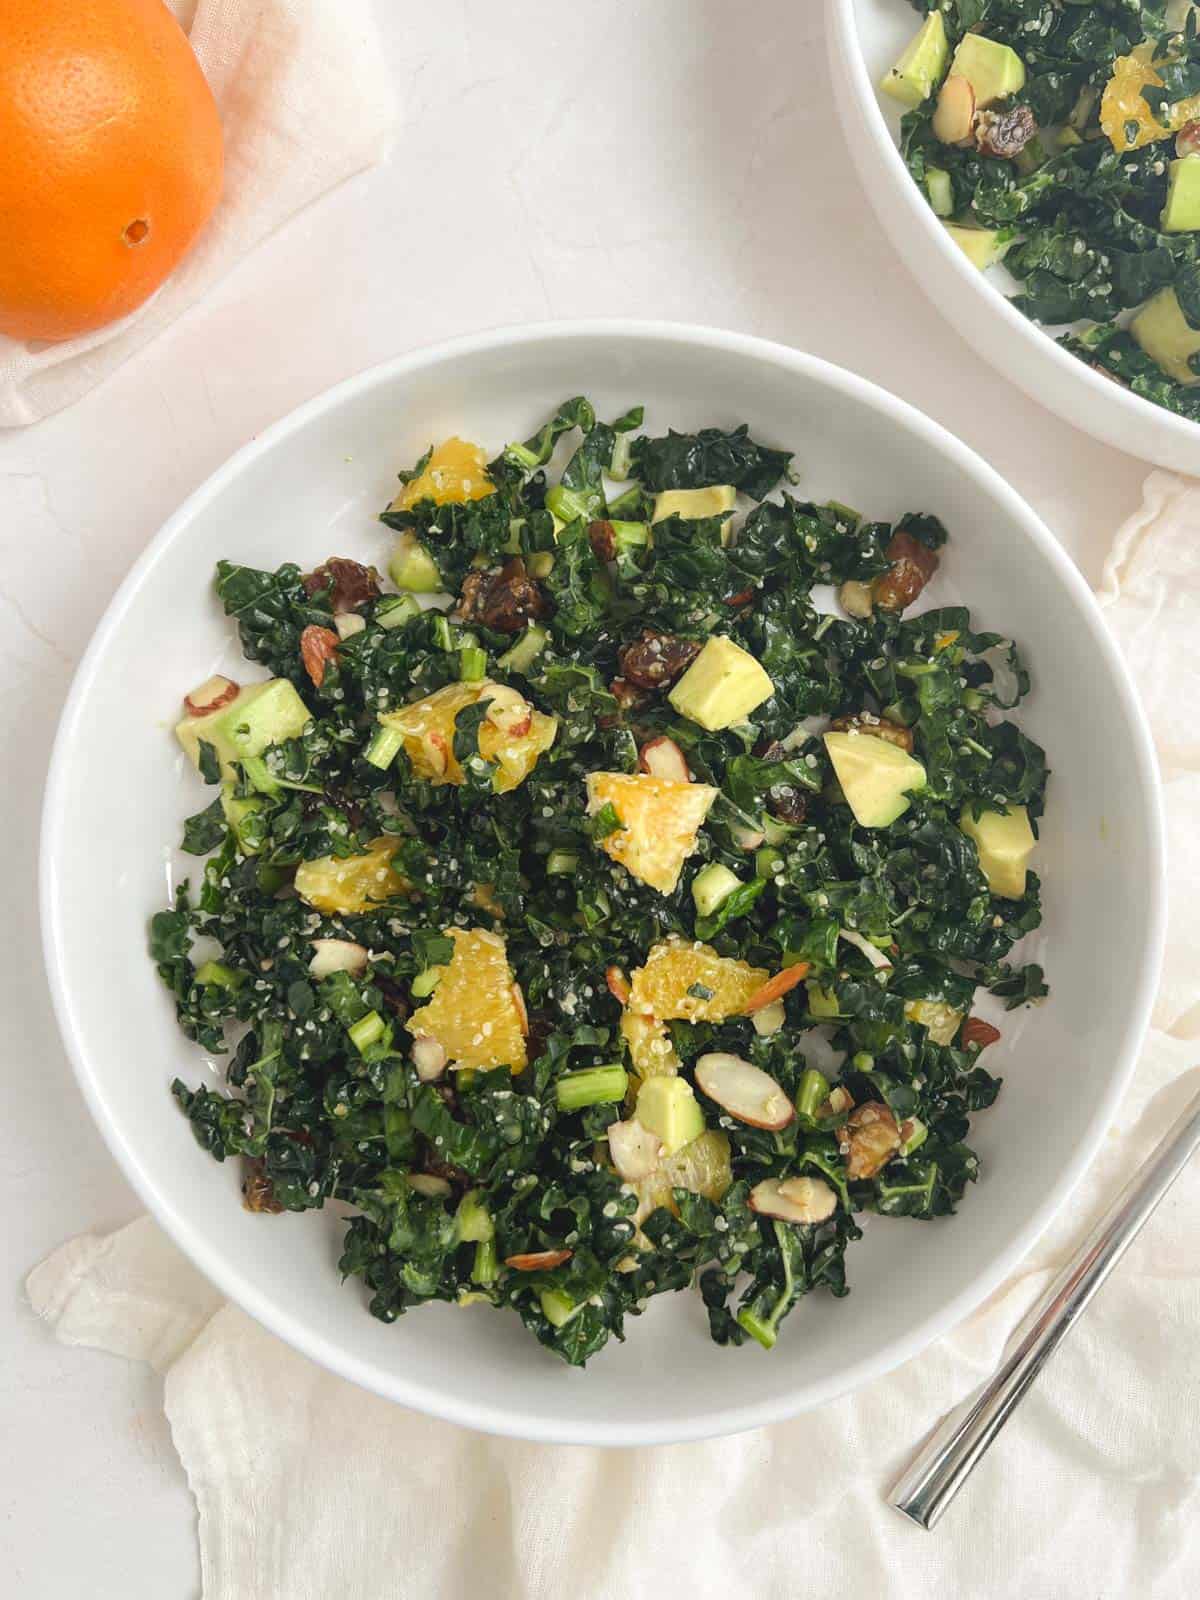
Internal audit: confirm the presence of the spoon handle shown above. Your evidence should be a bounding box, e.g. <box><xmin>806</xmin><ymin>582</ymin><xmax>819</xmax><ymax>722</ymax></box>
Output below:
<box><xmin>890</xmin><ymin>1079</ymin><xmax>1200</xmax><ymax>1531</ymax></box>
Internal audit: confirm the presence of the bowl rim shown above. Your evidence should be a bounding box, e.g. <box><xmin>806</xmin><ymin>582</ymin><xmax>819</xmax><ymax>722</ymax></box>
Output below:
<box><xmin>825</xmin><ymin>0</ymin><xmax>1200</xmax><ymax>460</ymax></box>
<box><xmin>39</xmin><ymin>318</ymin><xmax>1167</xmax><ymax>1445</ymax></box>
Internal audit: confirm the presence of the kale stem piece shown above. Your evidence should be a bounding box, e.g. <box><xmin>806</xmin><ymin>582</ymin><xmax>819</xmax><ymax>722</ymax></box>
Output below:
<box><xmin>554</xmin><ymin>1064</ymin><xmax>628</xmax><ymax>1112</ymax></box>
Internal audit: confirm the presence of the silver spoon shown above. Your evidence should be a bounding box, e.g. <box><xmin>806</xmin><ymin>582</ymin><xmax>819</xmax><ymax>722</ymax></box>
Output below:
<box><xmin>890</xmin><ymin>1076</ymin><xmax>1200</xmax><ymax>1530</ymax></box>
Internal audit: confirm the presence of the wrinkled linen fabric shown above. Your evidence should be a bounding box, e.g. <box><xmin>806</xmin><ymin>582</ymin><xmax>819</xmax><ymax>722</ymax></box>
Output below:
<box><xmin>0</xmin><ymin>0</ymin><xmax>396</xmax><ymax>427</ymax></box>
<box><xmin>27</xmin><ymin>474</ymin><xmax>1200</xmax><ymax>1598</ymax></box>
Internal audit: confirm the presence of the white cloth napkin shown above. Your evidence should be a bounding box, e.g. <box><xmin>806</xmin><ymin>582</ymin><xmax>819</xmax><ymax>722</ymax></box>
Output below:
<box><xmin>28</xmin><ymin>474</ymin><xmax>1200</xmax><ymax>1599</ymax></box>
<box><xmin>0</xmin><ymin>0</ymin><xmax>396</xmax><ymax>428</ymax></box>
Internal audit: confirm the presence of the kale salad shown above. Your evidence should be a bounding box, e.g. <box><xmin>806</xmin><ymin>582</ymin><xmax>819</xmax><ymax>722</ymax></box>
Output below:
<box><xmin>883</xmin><ymin>0</ymin><xmax>1200</xmax><ymax>420</ymax></box>
<box><xmin>151</xmin><ymin>396</ymin><xmax>1049</xmax><ymax>1366</ymax></box>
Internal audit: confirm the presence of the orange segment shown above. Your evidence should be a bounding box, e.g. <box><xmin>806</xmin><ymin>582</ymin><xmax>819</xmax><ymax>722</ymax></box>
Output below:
<box><xmin>379</xmin><ymin>681</ymin><xmax>557</xmax><ymax>794</ymax></box>
<box><xmin>1100</xmin><ymin>47</ymin><xmax>1200</xmax><ymax>151</ymax></box>
<box><xmin>586</xmin><ymin>772</ymin><xmax>717</xmax><ymax>894</ymax></box>
<box><xmin>293</xmin><ymin>837</ymin><xmax>409</xmax><ymax>915</ymax></box>
<box><xmin>628</xmin><ymin>937</ymin><xmax>769</xmax><ymax>1023</ymax></box>
<box><xmin>628</xmin><ymin>1130</ymin><xmax>732</xmax><ymax>1228</ymax></box>
<box><xmin>407</xmin><ymin>928</ymin><xmax>527</xmax><ymax>1071</ymax></box>
<box><xmin>391</xmin><ymin>438</ymin><xmax>494</xmax><ymax>510</ymax></box>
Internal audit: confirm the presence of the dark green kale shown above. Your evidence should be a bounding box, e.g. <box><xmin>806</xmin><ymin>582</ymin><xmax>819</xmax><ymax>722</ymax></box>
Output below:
<box><xmin>898</xmin><ymin>0</ymin><xmax>1200</xmax><ymax>420</ymax></box>
<box><xmin>156</xmin><ymin>394</ymin><xmax>1048</xmax><ymax>1366</ymax></box>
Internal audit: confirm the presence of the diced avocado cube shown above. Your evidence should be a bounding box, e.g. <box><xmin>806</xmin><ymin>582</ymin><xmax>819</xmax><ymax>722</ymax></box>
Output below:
<box><xmin>959</xmin><ymin>804</ymin><xmax>1036</xmax><ymax>898</ymax></box>
<box><xmin>668</xmin><ymin>636</ymin><xmax>774</xmax><ymax>730</ymax></box>
<box><xmin>1131</xmin><ymin>287</ymin><xmax>1200</xmax><ymax>385</ymax></box>
<box><xmin>950</xmin><ymin>33</ymin><xmax>1025</xmax><ymax>107</ymax></box>
<box><xmin>1163</xmin><ymin>155</ymin><xmax>1200</xmax><ymax>233</ymax></box>
<box><xmin>824</xmin><ymin>731</ymin><xmax>926</xmax><ymax>828</ymax></box>
<box><xmin>388</xmin><ymin>532</ymin><xmax>443</xmax><ymax>593</ymax></box>
<box><xmin>926</xmin><ymin>167</ymin><xmax>954</xmax><ymax>217</ymax></box>
<box><xmin>653</xmin><ymin>484</ymin><xmax>736</xmax><ymax>546</ymax></box>
<box><xmin>944</xmin><ymin>224</ymin><xmax>1008</xmax><ymax>271</ymax></box>
<box><xmin>635</xmin><ymin>1077</ymin><xmax>705</xmax><ymax>1156</ymax></box>
<box><xmin>176</xmin><ymin>679</ymin><xmax>312</xmax><ymax>778</ymax></box>
<box><xmin>691</xmin><ymin>862</ymin><xmax>742</xmax><ymax>918</ymax></box>
<box><xmin>880</xmin><ymin>10</ymin><xmax>949</xmax><ymax>110</ymax></box>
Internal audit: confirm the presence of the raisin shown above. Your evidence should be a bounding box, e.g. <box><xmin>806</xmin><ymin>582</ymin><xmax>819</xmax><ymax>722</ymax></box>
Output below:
<box><xmin>242</xmin><ymin>1160</ymin><xmax>284</xmax><ymax>1214</ymax></box>
<box><xmin>456</xmin><ymin>558</ymin><xmax>549</xmax><ymax>634</ymax></box>
<box><xmin>302</xmin><ymin>557</ymin><xmax>381</xmax><ymax>612</ymax></box>
<box><xmin>617</xmin><ymin>629</ymin><xmax>701</xmax><ymax>689</ymax></box>
<box><xmin>975</xmin><ymin>104</ymin><xmax>1037</xmax><ymax>160</ymax></box>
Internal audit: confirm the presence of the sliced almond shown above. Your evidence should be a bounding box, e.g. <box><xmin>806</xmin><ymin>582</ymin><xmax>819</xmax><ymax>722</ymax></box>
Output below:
<box><xmin>730</xmin><ymin>821</ymin><xmax>766</xmax><ymax>851</ymax></box>
<box><xmin>411</xmin><ymin>1035</ymin><xmax>448</xmax><ymax>1081</ymax></box>
<box><xmin>308</xmin><ymin>938</ymin><xmax>369</xmax><ymax>979</ymax></box>
<box><xmin>184</xmin><ymin>675</ymin><xmax>239</xmax><ymax>717</ymax></box>
<box><xmin>511</xmin><ymin>982</ymin><xmax>529</xmax><ymax>1035</ymax></box>
<box><xmin>484</xmin><ymin>683</ymin><xmax>533</xmax><ymax>737</ymax></box>
<box><xmin>607</xmin><ymin>1118</ymin><xmax>664</xmax><ymax>1182</ymax></box>
<box><xmin>605</xmin><ymin>965</ymin><xmax>632</xmax><ymax>1006</ymax></box>
<box><xmin>406</xmin><ymin>1173</ymin><xmax>453</xmax><ymax>1199</ymax></box>
<box><xmin>750</xmin><ymin>1175</ymin><xmax>838</xmax><ymax>1225</ymax></box>
<box><xmin>694</xmin><ymin>1052</ymin><xmax>795</xmax><ymax>1131</ymax></box>
<box><xmin>504</xmin><ymin>1248</ymin><xmax>572</xmax><ymax>1271</ymax></box>
<box><xmin>334</xmin><ymin>611</ymin><xmax>367</xmax><ymax>640</ymax></box>
<box><xmin>933</xmin><ymin>74</ymin><xmax>976</xmax><ymax>145</ymax></box>
<box><xmin>638</xmin><ymin>736</ymin><xmax>690</xmax><ymax>783</ymax></box>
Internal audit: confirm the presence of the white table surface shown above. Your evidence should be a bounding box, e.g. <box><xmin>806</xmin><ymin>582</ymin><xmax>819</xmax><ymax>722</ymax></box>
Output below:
<box><xmin>0</xmin><ymin>3</ymin><xmax>1157</xmax><ymax>1594</ymax></box>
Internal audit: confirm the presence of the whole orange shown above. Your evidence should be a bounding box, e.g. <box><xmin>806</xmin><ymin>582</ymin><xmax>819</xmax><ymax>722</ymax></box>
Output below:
<box><xmin>0</xmin><ymin>0</ymin><xmax>223</xmax><ymax>342</ymax></box>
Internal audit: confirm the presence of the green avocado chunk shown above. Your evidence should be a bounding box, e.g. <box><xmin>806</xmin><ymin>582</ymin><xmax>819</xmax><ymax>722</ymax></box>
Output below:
<box><xmin>944</xmin><ymin>223</ymin><xmax>1008</xmax><ymax>270</ymax></box>
<box><xmin>636</xmin><ymin>1077</ymin><xmax>705</xmax><ymax>1156</ymax></box>
<box><xmin>1162</xmin><ymin>155</ymin><xmax>1200</xmax><ymax>234</ymax></box>
<box><xmin>1131</xmin><ymin>287</ymin><xmax>1200</xmax><ymax>386</ymax></box>
<box><xmin>176</xmin><ymin>678</ymin><xmax>312</xmax><ymax>779</ymax></box>
<box><xmin>959</xmin><ymin>804</ymin><xmax>1036</xmax><ymax>899</ymax></box>
<box><xmin>950</xmin><ymin>33</ymin><xmax>1025</xmax><ymax>107</ymax></box>
<box><xmin>668</xmin><ymin>635</ymin><xmax>774</xmax><ymax>730</ymax></box>
<box><xmin>824</xmin><ymin>731</ymin><xmax>926</xmax><ymax>828</ymax></box>
<box><xmin>880</xmin><ymin>10</ymin><xmax>950</xmax><ymax>110</ymax></box>
<box><xmin>388</xmin><ymin>532</ymin><xmax>443</xmax><ymax>593</ymax></box>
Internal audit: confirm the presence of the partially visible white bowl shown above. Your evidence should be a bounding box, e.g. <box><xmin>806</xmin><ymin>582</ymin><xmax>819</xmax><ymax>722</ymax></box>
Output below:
<box><xmin>827</xmin><ymin>0</ymin><xmax>1200</xmax><ymax>474</ymax></box>
<box><xmin>41</xmin><ymin>321</ymin><xmax>1165</xmax><ymax>1445</ymax></box>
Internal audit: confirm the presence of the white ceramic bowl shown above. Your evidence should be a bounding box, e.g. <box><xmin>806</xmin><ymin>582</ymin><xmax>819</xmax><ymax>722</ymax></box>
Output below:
<box><xmin>827</xmin><ymin>0</ymin><xmax>1200</xmax><ymax>474</ymax></box>
<box><xmin>41</xmin><ymin>322</ymin><xmax>1165</xmax><ymax>1445</ymax></box>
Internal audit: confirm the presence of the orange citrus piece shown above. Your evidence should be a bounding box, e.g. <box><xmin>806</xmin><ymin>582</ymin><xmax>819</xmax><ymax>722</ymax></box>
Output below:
<box><xmin>391</xmin><ymin>438</ymin><xmax>494</xmax><ymax>510</ymax></box>
<box><xmin>585</xmin><ymin>772</ymin><xmax>717</xmax><ymax>894</ymax></box>
<box><xmin>629</xmin><ymin>1130</ymin><xmax>733</xmax><ymax>1228</ymax></box>
<box><xmin>379</xmin><ymin>681</ymin><xmax>557</xmax><ymax>794</ymax></box>
<box><xmin>293</xmin><ymin>837</ymin><xmax>408</xmax><ymax>915</ymax></box>
<box><xmin>406</xmin><ymin>927</ymin><xmax>527</xmax><ymax>1071</ymax></box>
<box><xmin>628</xmin><ymin>937</ymin><xmax>769</xmax><ymax>1023</ymax></box>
